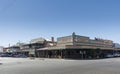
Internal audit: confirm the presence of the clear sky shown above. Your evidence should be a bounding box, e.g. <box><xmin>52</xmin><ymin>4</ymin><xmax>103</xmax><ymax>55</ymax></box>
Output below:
<box><xmin>0</xmin><ymin>0</ymin><xmax>120</xmax><ymax>46</ymax></box>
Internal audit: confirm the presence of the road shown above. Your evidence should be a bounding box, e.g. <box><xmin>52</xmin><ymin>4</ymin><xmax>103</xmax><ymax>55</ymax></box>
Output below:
<box><xmin>0</xmin><ymin>57</ymin><xmax>120</xmax><ymax>74</ymax></box>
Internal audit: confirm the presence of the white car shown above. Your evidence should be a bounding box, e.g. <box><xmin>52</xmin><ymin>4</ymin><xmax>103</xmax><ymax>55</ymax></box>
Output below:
<box><xmin>105</xmin><ymin>54</ymin><xmax>114</xmax><ymax>58</ymax></box>
<box><xmin>114</xmin><ymin>53</ymin><xmax>120</xmax><ymax>57</ymax></box>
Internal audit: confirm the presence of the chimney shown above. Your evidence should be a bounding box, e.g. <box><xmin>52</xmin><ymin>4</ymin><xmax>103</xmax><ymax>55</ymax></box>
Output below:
<box><xmin>72</xmin><ymin>32</ymin><xmax>76</xmax><ymax>36</ymax></box>
<box><xmin>51</xmin><ymin>37</ymin><xmax>54</xmax><ymax>43</ymax></box>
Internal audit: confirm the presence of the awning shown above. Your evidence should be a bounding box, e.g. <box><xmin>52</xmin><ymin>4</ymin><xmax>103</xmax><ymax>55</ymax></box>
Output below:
<box><xmin>37</xmin><ymin>48</ymin><xmax>49</xmax><ymax>50</ymax></box>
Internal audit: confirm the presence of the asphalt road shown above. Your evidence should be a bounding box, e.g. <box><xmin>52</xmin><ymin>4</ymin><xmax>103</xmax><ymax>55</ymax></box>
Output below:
<box><xmin>0</xmin><ymin>58</ymin><xmax>120</xmax><ymax>74</ymax></box>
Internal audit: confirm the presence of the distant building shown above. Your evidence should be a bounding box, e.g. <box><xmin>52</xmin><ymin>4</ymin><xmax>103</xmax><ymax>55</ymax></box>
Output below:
<box><xmin>3</xmin><ymin>48</ymin><xmax>9</xmax><ymax>52</ymax></box>
<box><xmin>7</xmin><ymin>46</ymin><xmax>20</xmax><ymax>53</ymax></box>
<box><xmin>0</xmin><ymin>46</ymin><xmax>4</xmax><ymax>53</ymax></box>
<box><xmin>113</xmin><ymin>43</ymin><xmax>120</xmax><ymax>48</ymax></box>
<box><xmin>3</xmin><ymin>42</ymin><xmax>25</xmax><ymax>53</ymax></box>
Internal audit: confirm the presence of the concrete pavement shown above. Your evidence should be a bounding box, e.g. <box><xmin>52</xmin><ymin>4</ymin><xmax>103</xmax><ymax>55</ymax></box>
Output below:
<box><xmin>0</xmin><ymin>57</ymin><xmax>120</xmax><ymax>74</ymax></box>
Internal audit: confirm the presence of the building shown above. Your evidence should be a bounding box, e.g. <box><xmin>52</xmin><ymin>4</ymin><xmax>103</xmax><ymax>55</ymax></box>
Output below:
<box><xmin>7</xmin><ymin>46</ymin><xmax>20</xmax><ymax>53</ymax></box>
<box><xmin>56</xmin><ymin>32</ymin><xmax>113</xmax><ymax>49</ymax></box>
<box><xmin>3</xmin><ymin>47</ymin><xmax>9</xmax><ymax>52</ymax></box>
<box><xmin>2</xmin><ymin>33</ymin><xmax>120</xmax><ymax>59</ymax></box>
<box><xmin>0</xmin><ymin>46</ymin><xmax>4</xmax><ymax>53</ymax></box>
<box><xmin>3</xmin><ymin>42</ymin><xmax>25</xmax><ymax>54</ymax></box>
<box><xmin>37</xmin><ymin>32</ymin><xmax>117</xmax><ymax>59</ymax></box>
<box><xmin>113</xmin><ymin>43</ymin><xmax>120</xmax><ymax>49</ymax></box>
<box><xmin>21</xmin><ymin>43</ymin><xmax>45</xmax><ymax>56</ymax></box>
<box><xmin>21</xmin><ymin>37</ymin><xmax>56</xmax><ymax>57</ymax></box>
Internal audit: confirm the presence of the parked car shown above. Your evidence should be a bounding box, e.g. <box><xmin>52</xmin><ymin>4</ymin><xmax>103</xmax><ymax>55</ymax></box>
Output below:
<box><xmin>13</xmin><ymin>54</ymin><xmax>27</xmax><ymax>58</ymax></box>
<box><xmin>0</xmin><ymin>53</ymin><xmax>10</xmax><ymax>57</ymax></box>
<box><xmin>105</xmin><ymin>54</ymin><xmax>114</xmax><ymax>58</ymax></box>
<box><xmin>113</xmin><ymin>53</ymin><xmax>120</xmax><ymax>57</ymax></box>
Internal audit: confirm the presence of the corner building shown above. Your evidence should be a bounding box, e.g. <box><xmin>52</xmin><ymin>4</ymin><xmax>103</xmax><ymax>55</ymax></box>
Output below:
<box><xmin>37</xmin><ymin>32</ymin><xmax>117</xmax><ymax>59</ymax></box>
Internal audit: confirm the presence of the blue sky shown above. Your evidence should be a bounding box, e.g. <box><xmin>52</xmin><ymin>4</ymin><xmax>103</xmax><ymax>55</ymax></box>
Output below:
<box><xmin>0</xmin><ymin>0</ymin><xmax>120</xmax><ymax>46</ymax></box>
